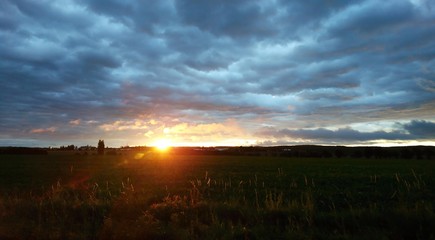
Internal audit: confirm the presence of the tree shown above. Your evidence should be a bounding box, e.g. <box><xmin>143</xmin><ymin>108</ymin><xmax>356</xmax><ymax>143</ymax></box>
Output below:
<box><xmin>97</xmin><ymin>140</ymin><xmax>105</xmax><ymax>155</ymax></box>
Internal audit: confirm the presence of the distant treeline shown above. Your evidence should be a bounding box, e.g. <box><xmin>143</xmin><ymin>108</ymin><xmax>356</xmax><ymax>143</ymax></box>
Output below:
<box><xmin>0</xmin><ymin>147</ymin><xmax>48</xmax><ymax>155</ymax></box>
<box><xmin>1</xmin><ymin>145</ymin><xmax>434</xmax><ymax>159</ymax></box>
<box><xmin>280</xmin><ymin>145</ymin><xmax>435</xmax><ymax>159</ymax></box>
<box><xmin>171</xmin><ymin>145</ymin><xmax>435</xmax><ymax>160</ymax></box>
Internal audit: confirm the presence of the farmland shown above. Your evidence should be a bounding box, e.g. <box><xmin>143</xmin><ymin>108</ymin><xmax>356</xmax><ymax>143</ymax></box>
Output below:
<box><xmin>0</xmin><ymin>149</ymin><xmax>434</xmax><ymax>239</ymax></box>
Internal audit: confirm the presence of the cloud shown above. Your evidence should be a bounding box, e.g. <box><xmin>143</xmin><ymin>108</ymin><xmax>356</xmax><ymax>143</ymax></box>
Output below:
<box><xmin>417</xmin><ymin>78</ymin><xmax>435</xmax><ymax>92</ymax></box>
<box><xmin>99</xmin><ymin>119</ymin><xmax>150</xmax><ymax>131</ymax></box>
<box><xmin>324</xmin><ymin>1</ymin><xmax>415</xmax><ymax>37</ymax></box>
<box><xmin>1</xmin><ymin>0</ymin><xmax>435</xmax><ymax>146</ymax></box>
<box><xmin>403</xmin><ymin>120</ymin><xmax>435</xmax><ymax>138</ymax></box>
<box><xmin>176</xmin><ymin>0</ymin><xmax>278</xmax><ymax>39</ymax></box>
<box><xmin>256</xmin><ymin>127</ymin><xmax>410</xmax><ymax>143</ymax></box>
<box><xmin>256</xmin><ymin>120</ymin><xmax>435</xmax><ymax>143</ymax></box>
<box><xmin>70</xmin><ymin>119</ymin><xmax>81</xmax><ymax>125</ymax></box>
<box><xmin>30</xmin><ymin>127</ymin><xmax>57</xmax><ymax>134</ymax></box>
<box><xmin>165</xmin><ymin>120</ymin><xmax>244</xmax><ymax>137</ymax></box>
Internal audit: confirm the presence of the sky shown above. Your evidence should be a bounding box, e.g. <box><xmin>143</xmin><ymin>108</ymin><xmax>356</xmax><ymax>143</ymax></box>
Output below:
<box><xmin>1</xmin><ymin>0</ymin><xmax>435</xmax><ymax>147</ymax></box>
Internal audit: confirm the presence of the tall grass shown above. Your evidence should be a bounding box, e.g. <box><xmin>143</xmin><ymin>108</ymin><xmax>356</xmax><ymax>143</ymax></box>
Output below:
<box><xmin>0</xmin><ymin>155</ymin><xmax>434</xmax><ymax>239</ymax></box>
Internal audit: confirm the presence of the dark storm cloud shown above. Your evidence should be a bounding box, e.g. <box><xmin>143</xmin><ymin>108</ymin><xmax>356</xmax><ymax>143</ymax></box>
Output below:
<box><xmin>324</xmin><ymin>1</ymin><xmax>415</xmax><ymax>38</ymax></box>
<box><xmin>256</xmin><ymin>120</ymin><xmax>435</xmax><ymax>142</ymax></box>
<box><xmin>1</xmin><ymin>0</ymin><xmax>435</xmax><ymax>146</ymax></box>
<box><xmin>256</xmin><ymin>126</ymin><xmax>411</xmax><ymax>142</ymax></box>
<box><xmin>176</xmin><ymin>0</ymin><xmax>278</xmax><ymax>39</ymax></box>
<box><xmin>403</xmin><ymin>120</ymin><xmax>435</xmax><ymax>138</ymax></box>
<box><xmin>80</xmin><ymin>0</ymin><xmax>176</xmax><ymax>32</ymax></box>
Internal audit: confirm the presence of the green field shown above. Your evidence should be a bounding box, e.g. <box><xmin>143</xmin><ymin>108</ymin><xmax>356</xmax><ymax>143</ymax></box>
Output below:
<box><xmin>0</xmin><ymin>151</ymin><xmax>434</xmax><ymax>239</ymax></box>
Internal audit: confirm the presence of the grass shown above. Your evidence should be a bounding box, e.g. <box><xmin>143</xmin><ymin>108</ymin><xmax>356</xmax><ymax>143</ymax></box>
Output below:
<box><xmin>0</xmin><ymin>151</ymin><xmax>434</xmax><ymax>239</ymax></box>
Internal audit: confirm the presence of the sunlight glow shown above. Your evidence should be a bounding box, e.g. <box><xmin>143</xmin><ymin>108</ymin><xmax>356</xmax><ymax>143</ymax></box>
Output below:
<box><xmin>154</xmin><ymin>139</ymin><xmax>171</xmax><ymax>151</ymax></box>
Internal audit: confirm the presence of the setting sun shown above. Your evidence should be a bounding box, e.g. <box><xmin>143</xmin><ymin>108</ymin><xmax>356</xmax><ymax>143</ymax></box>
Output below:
<box><xmin>154</xmin><ymin>139</ymin><xmax>171</xmax><ymax>151</ymax></box>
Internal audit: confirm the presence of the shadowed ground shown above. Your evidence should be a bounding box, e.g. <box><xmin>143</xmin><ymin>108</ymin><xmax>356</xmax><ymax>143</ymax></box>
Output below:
<box><xmin>0</xmin><ymin>151</ymin><xmax>434</xmax><ymax>239</ymax></box>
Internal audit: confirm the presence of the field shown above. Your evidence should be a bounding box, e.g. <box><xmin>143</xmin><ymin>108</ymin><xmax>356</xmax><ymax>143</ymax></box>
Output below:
<box><xmin>0</xmin><ymin>150</ymin><xmax>434</xmax><ymax>239</ymax></box>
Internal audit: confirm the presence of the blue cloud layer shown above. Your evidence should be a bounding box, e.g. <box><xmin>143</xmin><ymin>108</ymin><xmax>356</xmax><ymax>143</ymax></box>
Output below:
<box><xmin>0</xmin><ymin>0</ymin><xmax>434</xmax><ymax>146</ymax></box>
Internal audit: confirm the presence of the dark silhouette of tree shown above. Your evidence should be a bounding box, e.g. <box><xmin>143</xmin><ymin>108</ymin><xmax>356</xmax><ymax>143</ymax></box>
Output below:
<box><xmin>401</xmin><ymin>148</ymin><xmax>413</xmax><ymax>159</ymax></box>
<box><xmin>364</xmin><ymin>147</ymin><xmax>374</xmax><ymax>158</ymax></box>
<box><xmin>0</xmin><ymin>147</ymin><xmax>47</xmax><ymax>155</ymax></box>
<box><xmin>423</xmin><ymin>147</ymin><xmax>434</xmax><ymax>160</ymax></box>
<box><xmin>334</xmin><ymin>148</ymin><xmax>344</xmax><ymax>158</ymax></box>
<box><xmin>60</xmin><ymin>145</ymin><xmax>75</xmax><ymax>150</ymax></box>
<box><xmin>322</xmin><ymin>150</ymin><xmax>332</xmax><ymax>158</ymax></box>
<box><xmin>97</xmin><ymin>140</ymin><xmax>105</xmax><ymax>155</ymax></box>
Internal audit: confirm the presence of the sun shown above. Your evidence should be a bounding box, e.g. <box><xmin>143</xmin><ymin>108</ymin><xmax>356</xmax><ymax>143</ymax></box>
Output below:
<box><xmin>154</xmin><ymin>139</ymin><xmax>171</xmax><ymax>151</ymax></box>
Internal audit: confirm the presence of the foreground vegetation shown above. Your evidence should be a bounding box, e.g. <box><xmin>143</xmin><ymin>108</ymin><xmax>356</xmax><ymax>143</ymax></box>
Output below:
<box><xmin>0</xmin><ymin>151</ymin><xmax>434</xmax><ymax>239</ymax></box>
